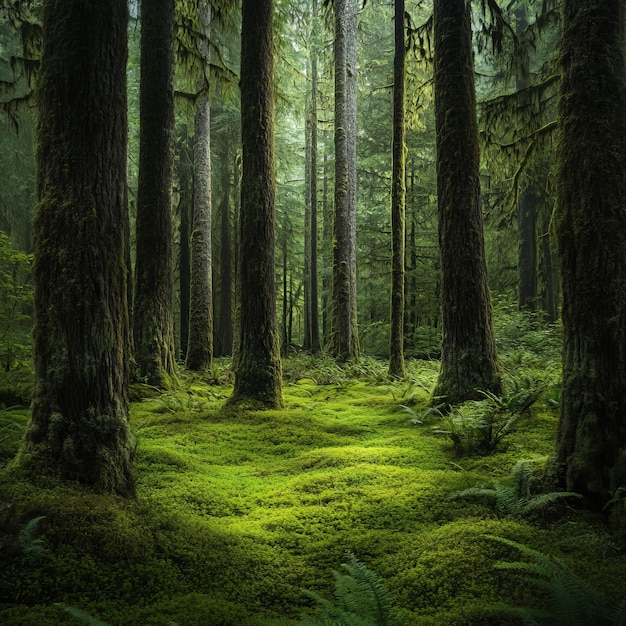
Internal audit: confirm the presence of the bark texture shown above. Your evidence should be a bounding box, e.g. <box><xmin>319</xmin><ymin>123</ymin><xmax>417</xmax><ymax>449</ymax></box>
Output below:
<box><xmin>228</xmin><ymin>0</ymin><xmax>282</xmax><ymax>408</ymax></box>
<box><xmin>432</xmin><ymin>0</ymin><xmax>500</xmax><ymax>405</ymax></box>
<box><xmin>134</xmin><ymin>0</ymin><xmax>177</xmax><ymax>387</ymax></box>
<box><xmin>186</xmin><ymin>1</ymin><xmax>213</xmax><ymax>371</ymax></box>
<box><xmin>554</xmin><ymin>0</ymin><xmax>626</xmax><ymax>503</ymax></box>
<box><xmin>331</xmin><ymin>0</ymin><xmax>359</xmax><ymax>362</ymax></box>
<box><xmin>19</xmin><ymin>0</ymin><xmax>135</xmax><ymax>496</ymax></box>
<box><xmin>388</xmin><ymin>0</ymin><xmax>406</xmax><ymax>379</ymax></box>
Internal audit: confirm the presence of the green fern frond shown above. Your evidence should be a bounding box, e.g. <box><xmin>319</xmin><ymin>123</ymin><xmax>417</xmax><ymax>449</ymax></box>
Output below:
<box><xmin>520</xmin><ymin>491</ymin><xmax>582</xmax><ymax>514</ymax></box>
<box><xmin>56</xmin><ymin>605</ymin><xmax>110</xmax><ymax>626</ymax></box>
<box><xmin>299</xmin><ymin>554</ymin><xmax>400</xmax><ymax>626</ymax></box>
<box><xmin>487</xmin><ymin>536</ymin><xmax>626</xmax><ymax>625</ymax></box>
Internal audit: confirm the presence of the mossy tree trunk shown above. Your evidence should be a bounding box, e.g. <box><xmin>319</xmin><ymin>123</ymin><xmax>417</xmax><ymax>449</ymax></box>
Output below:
<box><xmin>215</xmin><ymin>139</ymin><xmax>233</xmax><ymax>357</ymax></box>
<box><xmin>388</xmin><ymin>0</ymin><xmax>406</xmax><ymax>379</ymax></box>
<box><xmin>330</xmin><ymin>0</ymin><xmax>359</xmax><ymax>362</ymax></box>
<box><xmin>554</xmin><ymin>0</ymin><xmax>626</xmax><ymax>504</ymax></box>
<box><xmin>176</xmin><ymin>129</ymin><xmax>192</xmax><ymax>358</ymax></box>
<box><xmin>19</xmin><ymin>0</ymin><xmax>135</xmax><ymax>497</ymax></box>
<box><xmin>228</xmin><ymin>0</ymin><xmax>283</xmax><ymax>409</ymax></box>
<box><xmin>186</xmin><ymin>1</ymin><xmax>213</xmax><ymax>371</ymax></box>
<box><xmin>133</xmin><ymin>0</ymin><xmax>177</xmax><ymax>388</ymax></box>
<box><xmin>432</xmin><ymin>0</ymin><xmax>501</xmax><ymax>405</ymax></box>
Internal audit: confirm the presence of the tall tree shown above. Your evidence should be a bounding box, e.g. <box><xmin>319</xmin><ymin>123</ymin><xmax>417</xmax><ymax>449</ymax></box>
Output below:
<box><xmin>18</xmin><ymin>0</ymin><xmax>135</xmax><ymax>496</ymax></box>
<box><xmin>228</xmin><ymin>0</ymin><xmax>282</xmax><ymax>408</ymax></box>
<box><xmin>554</xmin><ymin>0</ymin><xmax>626</xmax><ymax>504</ymax></box>
<box><xmin>134</xmin><ymin>0</ymin><xmax>177</xmax><ymax>387</ymax></box>
<box><xmin>388</xmin><ymin>0</ymin><xmax>406</xmax><ymax>379</ymax></box>
<box><xmin>330</xmin><ymin>0</ymin><xmax>359</xmax><ymax>362</ymax></box>
<box><xmin>303</xmin><ymin>0</ymin><xmax>322</xmax><ymax>354</ymax></box>
<box><xmin>186</xmin><ymin>0</ymin><xmax>213</xmax><ymax>371</ymax></box>
<box><xmin>432</xmin><ymin>0</ymin><xmax>501</xmax><ymax>405</ymax></box>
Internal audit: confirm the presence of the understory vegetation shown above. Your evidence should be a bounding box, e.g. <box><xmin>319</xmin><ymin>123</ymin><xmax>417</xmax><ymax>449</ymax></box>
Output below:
<box><xmin>0</xmin><ymin>308</ymin><xmax>625</xmax><ymax>625</ymax></box>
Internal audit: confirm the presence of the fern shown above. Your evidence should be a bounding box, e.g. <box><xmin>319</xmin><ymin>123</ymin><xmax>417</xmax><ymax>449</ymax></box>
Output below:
<box><xmin>451</xmin><ymin>460</ymin><xmax>581</xmax><ymax>516</ymax></box>
<box><xmin>56</xmin><ymin>604</ymin><xmax>110</xmax><ymax>626</ymax></box>
<box><xmin>18</xmin><ymin>515</ymin><xmax>47</xmax><ymax>557</ymax></box>
<box><xmin>299</xmin><ymin>554</ymin><xmax>401</xmax><ymax>626</ymax></box>
<box><xmin>488</xmin><ymin>536</ymin><xmax>626</xmax><ymax>625</ymax></box>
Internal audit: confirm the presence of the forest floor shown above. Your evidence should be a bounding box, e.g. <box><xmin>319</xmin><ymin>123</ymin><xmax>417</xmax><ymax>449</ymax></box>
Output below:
<box><xmin>1</xmin><ymin>323</ymin><xmax>626</xmax><ymax>625</ymax></box>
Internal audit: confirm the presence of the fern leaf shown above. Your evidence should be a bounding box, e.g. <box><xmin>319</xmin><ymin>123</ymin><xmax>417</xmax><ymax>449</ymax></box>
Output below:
<box><xmin>56</xmin><ymin>605</ymin><xmax>110</xmax><ymax>626</ymax></box>
<box><xmin>520</xmin><ymin>491</ymin><xmax>582</xmax><ymax>514</ymax></box>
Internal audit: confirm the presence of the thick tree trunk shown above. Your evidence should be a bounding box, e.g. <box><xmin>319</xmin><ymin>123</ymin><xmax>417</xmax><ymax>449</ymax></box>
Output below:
<box><xmin>186</xmin><ymin>1</ymin><xmax>213</xmax><ymax>371</ymax></box>
<box><xmin>554</xmin><ymin>0</ymin><xmax>626</xmax><ymax>503</ymax></box>
<box><xmin>322</xmin><ymin>135</ymin><xmax>332</xmax><ymax>346</ymax></box>
<box><xmin>432</xmin><ymin>0</ymin><xmax>501</xmax><ymax>405</ymax></box>
<box><xmin>19</xmin><ymin>0</ymin><xmax>135</xmax><ymax>496</ymax></box>
<box><xmin>331</xmin><ymin>0</ymin><xmax>359</xmax><ymax>362</ymax></box>
<box><xmin>388</xmin><ymin>0</ymin><xmax>406</xmax><ymax>379</ymax></box>
<box><xmin>228</xmin><ymin>0</ymin><xmax>282</xmax><ymax>408</ymax></box>
<box><xmin>134</xmin><ymin>0</ymin><xmax>177</xmax><ymax>387</ymax></box>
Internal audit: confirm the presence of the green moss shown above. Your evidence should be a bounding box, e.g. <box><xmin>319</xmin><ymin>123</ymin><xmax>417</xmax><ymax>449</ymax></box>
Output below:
<box><xmin>0</xmin><ymin>355</ymin><xmax>624</xmax><ymax>625</ymax></box>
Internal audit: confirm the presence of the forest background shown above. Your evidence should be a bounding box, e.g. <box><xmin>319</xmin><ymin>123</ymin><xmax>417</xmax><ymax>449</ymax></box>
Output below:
<box><xmin>1</xmin><ymin>0</ymin><xmax>626</xmax><ymax>625</ymax></box>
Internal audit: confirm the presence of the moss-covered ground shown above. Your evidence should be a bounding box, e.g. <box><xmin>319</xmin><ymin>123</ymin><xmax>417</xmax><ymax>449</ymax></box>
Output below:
<box><xmin>1</xmin><ymin>341</ymin><xmax>625</xmax><ymax>624</ymax></box>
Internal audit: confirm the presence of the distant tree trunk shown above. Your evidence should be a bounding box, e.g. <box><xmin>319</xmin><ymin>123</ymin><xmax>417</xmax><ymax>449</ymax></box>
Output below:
<box><xmin>303</xmin><ymin>90</ymin><xmax>312</xmax><ymax>352</ymax></box>
<box><xmin>228</xmin><ymin>0</ymin><xmax>282</xmax><ymax>408</ymax></box>
<box><xmin>388</xmin><ymin>0</ymin><xmax>406</xmax><ymax>379</ymax></box>
<box><xmin>322</xmin><ymin>134</ymin><xmax>332</xmax><ymax>346</ymax></box>
<box><xmin>177</xmin><ymin>129</ymin><xmax>192</xmax><ymax>358</ymax></box>
<box><xmin>517</xmin><ymin>179</ymin><xmax>537</xmax><ymax>311</ymax></box>
<box><xmin>432</xmin><ymin>0</ymin><xmax>501</xmax><ymax>405</ymax></box>
<box><xmin>515</xmin><ymin>6</ymin><xmax>538</xmax><ymax>312</ymax></box>
<box><xmin>215</xmin><ymin>140</ymin><xmax>233</xmax><ymax>356</ymax></box>
<box><xmin>186</xmin><ymin>1</ymin><xmax>213</xmax><ymax>371</ymax></box>
<box><xmin>554</xmin><ymin>0</ymin><xmax>626</xmax><ymax>504</ymax></box>
<box><xmin>538</xmin><ymin>199</ymin><xmax>558</xmax><ymax>322</ymax></box>
<box><xmin>309</xmin><ymin>34</ymin><xmax>321</xmax><ymax>354</ymax></box>
<box><xmin>134</xmin><ymin>0</ymin><xmax>177</xmax><ymax>387</ymax></box>
<box><xmin>281</xmin><ymin>232</ymin><xmax>289</xmax><ymax>353</ymax></box>
<box><xmin>330</xmin><ymin>0</ymin><xmax>359</xmax><ymax>362</ymax></box>
<box><xmin>19</xmin><ymin>0</ymin><xmax>135</xmax><ymax>496</ymax></box>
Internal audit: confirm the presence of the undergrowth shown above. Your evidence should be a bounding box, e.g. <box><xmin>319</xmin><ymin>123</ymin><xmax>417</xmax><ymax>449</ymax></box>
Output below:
<box><xmin>0</xmin><ymin>328</ymin><xmax>623</xmax><ymax>625</ymax></box>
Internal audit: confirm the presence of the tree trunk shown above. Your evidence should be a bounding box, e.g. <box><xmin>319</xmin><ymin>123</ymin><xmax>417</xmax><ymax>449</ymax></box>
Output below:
<box><xmin>134</xmin><ymin>0</ymin><xmax>177</xmax><ymax>387</ymax></box>
<box><xmin>177</xmin><ymin>129</ymin><xmax>192</xmax><ymax>359</ymax></box>
<box><xmin>215</xmin><ymin>139</ymin><xmax>233</xmax><ymax>357</ymax></box>
<box><xmin>554</xmin><ymin>0</ymin><xmax>626</xmax><ymax>504</ymax></box>
<box><xmin>228</xmin><ymin>0</ymin><xmax>282</xmax><ymax>408</ymax></box>
<box><xmin>517</xmin><ymin>180</ymin><xmax>538</xmax><ymax>311</ymax></box>
<box><xmin>388</xmin><ymin>0</ymin><xmax>406</xmax><ymax>379</ymax></box>
<box><xmin>186</xmin><ymin>1</ymin><xmax>213</xmax><ymax>371</ymax></box>
<box><xmin>19</xmin><ymin>0</ymin><xmax>135</xmax><ymax>496</ymax></box>
<box><xmin>432</xmin><ymin>0</ymin><xmax>501</xmax><ymax>405</ymax></box>
<box><xmin>331</xmin><ymin>0</ymin><xmax>359</xmax><ymax>362</ymax></box>
<box><xmin>322</xmin><ymin>133</ymin><xmax>332</xmax><ymax>346</ymax></box>
<box><xmin>303</xmin><ymin>88</ymin><xmax>312</xmax><ymax>352</ymax></box>
<box><xmin>309</xmin><ymin>29</ymin><xmax>321</xmax><ymax>354</ymax></box>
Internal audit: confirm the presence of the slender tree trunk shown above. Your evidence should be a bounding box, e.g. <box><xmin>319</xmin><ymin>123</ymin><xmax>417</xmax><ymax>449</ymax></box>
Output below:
<box><xmin>432</xmin><ymin>0</ymin><xmax>501</xmax><ymax>405</ymax></box>
<box><xmin>331</xmin><ymin>0</ymin><xmax>359</xmax><ymax>362</ymax></box>
<box><xmin>19</xmin><ymin>0</ymin><xmax>135</xmax><ymax>496</ymax></box>
<box><xmin>388</xmin><ymin>0</ymin><xmax>406</xmax><ymax>379</ymax></box>
<box><xmin>177</xmin><ymin>130</ymin><xmax>192</xmax><ymax>359</ymax></box>
<box><xmin>216</xmin><ymin>140</ymin><xmax>233</xmax><ymax>356</ymax></box>
<box><xmin>517</xmin><ymin>179</ymin><xmax>537</xmax><ymax>311</ymax></box>
<box><xmin>303</xmin><ymin>89</ymin><xmax>313</xmax><ymax>352</ymax></box>
<box><xmin>134</xmin><ymin>0</ymin><xmax>177</xmax><ymax>387</ymax></box>
<box><xmin>538</xmin><ymin>199</ymin><xmax>558</xmax><ymax>323</ymax></box>
<box><xmin>309</xmin><ymin>26</ymin><xmax>321</xmax><ymax>354</ymax></box>
<box><xmin>228</xmin><ymin>0</ymin><xmax>282</xmax><ymax>408</ymax></box>
<box><xmin>322</xmin><ymin>134</ymin><xmax>332</xmax><ymax>346</ymax></box>
<box><xmin>515</xmin><ymin>6</ymin><xmax>538</xmax><ymax>312</ymax></box>
<box><xmin>554</xmin><ymin>0</ymin><xmax>626</xmax><ymax>504</ymax></box>
<box><xmin>186</xmin><ymin>1</ymin><xmax>213</xmax><ymax>371</ymax></box>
